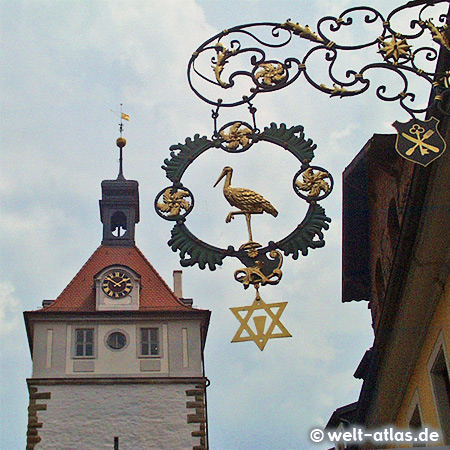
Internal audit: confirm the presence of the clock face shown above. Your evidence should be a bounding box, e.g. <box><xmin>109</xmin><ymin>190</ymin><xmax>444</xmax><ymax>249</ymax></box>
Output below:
<box><xmin>102</xmin><ymin>270</ymin><xmax>133</xmax><ymax>298</ymax></box>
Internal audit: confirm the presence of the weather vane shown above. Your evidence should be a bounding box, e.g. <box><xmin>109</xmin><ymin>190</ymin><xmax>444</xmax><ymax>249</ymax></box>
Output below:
<box><xmin>156</xmin><ymin>1</ymin><xmax>449</xmax><ymax>350</ymax></box>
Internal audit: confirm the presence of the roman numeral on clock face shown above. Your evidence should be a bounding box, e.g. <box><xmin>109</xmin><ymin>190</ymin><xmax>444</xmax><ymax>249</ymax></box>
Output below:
<box><xmin>102</xmin><ymin>270</ymin><xmax>133</xmax><ymax>298</ymax></box>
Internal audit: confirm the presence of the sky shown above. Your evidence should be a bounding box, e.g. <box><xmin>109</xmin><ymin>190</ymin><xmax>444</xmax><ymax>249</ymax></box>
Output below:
<box><xmin>0</xmin><ymin>1</ymin><xmax>446</xmax><ymax>449</ymax></box>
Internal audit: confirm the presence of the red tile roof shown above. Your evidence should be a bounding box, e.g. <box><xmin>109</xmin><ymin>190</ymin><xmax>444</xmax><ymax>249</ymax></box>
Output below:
<box><xmin>39</xmin><ymin>246</ymin><xmax>194</xmax><ymax>312</ymax></box>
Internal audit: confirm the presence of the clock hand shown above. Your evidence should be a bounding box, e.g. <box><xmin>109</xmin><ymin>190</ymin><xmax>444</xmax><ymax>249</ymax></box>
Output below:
<box><xmin>104</xmin><ymin>276</ymin><xmax>122</xmax><ymax>287</ymax></box>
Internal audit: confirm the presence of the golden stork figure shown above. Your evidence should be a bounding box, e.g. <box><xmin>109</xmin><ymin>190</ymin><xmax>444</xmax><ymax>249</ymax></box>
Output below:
<box><xmin>214</xmin><ymin>166</ymin><xmax>278</xmax><ymax>243</ymax></box>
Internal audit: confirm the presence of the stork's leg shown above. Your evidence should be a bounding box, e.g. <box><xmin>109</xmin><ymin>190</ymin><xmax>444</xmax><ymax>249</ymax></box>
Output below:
<box><xmin>226</xmin><ymin>210</ymin><xmax>247</xmax><ymax>223</ymax></box>
<box><xmin>245</xmin><ymin>213</ymin><xmax>253</xmax><ymax>241</ymax></box>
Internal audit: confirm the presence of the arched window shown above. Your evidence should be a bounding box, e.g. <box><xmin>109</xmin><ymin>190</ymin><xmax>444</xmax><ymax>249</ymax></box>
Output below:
<box><xmin>111</xmin><ymin>211</ymin><xmax>127</xmax><ymax>237</ymax></box>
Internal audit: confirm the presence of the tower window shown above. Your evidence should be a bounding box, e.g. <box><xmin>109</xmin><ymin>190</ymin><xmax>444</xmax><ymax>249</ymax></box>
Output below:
<box><xmin>111</xmin><ymin>211</ymin><xmax>127</xmax><ymax>237</ymax></box>
<box><xmin>140</xmin><ymin>328</ymin><xmax>159</xmax><ymax>356</ymax></box>
<box><xmin>75</xmin><ymin>328</ymin><xmax>94</xmax><ymax>357</ymax></box>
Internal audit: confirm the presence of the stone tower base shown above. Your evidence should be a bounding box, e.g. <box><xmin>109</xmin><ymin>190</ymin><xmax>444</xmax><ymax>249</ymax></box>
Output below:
<box><xmin>26</xmin><ymin>378</ymin><xmax>208</xmax><ymax>450</ymax></box>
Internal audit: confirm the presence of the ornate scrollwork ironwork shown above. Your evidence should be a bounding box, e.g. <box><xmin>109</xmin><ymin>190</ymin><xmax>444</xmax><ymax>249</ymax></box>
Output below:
<box><xmin>187</xmin><ymin>2</ymin><xmax>449</xmax><ymax>118</ymax></box>
<box><xmin>234</xmin><ymin>250</ymin><xmax>283</xmax><ymax>289</ymax></box>
<box><xmin>157</xmin><ymin>3</ymin><xmax>448</xmax><ymax>348</ymax></box>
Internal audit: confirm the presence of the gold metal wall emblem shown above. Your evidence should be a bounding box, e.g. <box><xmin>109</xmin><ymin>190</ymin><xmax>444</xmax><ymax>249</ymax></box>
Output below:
<box><xmin>157</xmin><ymin>2</ymin><xmax>448</xmax><ymax>350</ymax></box>
<box><xmin>392</xmin><ymin>117</ymin><xmax>446</xmax><ymax>166</ymax></box>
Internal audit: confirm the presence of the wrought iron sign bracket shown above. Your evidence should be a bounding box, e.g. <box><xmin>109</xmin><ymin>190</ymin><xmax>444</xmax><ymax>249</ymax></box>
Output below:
<box><xmin>156</xmin><ymin>1</ymin><xmax>449</xmax><ymax>349</ymax></box>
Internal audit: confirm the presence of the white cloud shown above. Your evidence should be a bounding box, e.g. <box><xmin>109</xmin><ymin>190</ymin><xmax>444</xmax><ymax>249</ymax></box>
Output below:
<box><xmin>0</xmin><ymin>282</ymin><xmax>21</xmax><ymax>337</ymax></box>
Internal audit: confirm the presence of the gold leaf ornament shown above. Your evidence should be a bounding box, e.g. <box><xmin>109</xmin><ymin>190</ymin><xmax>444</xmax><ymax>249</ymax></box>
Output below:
<box><xmin>281</xmin><ymin>20</ymin><xmax>324</xmax><ymax>43</ymax></box>
<box><xmin>212</xmin><ymin>42</ymin><xmax>237</xmax><ymax>88</ymax></box>
<box><xmin>295</xmin><ymin>168</ymin><xmax>331</xmax><ymax>198</ymax></box>
<box><xmin>319</xmin><ymin>83</ymin><xmax>349</xmax><ymax>97</ymax></box>
<box><xmin>219</xmin><ymin>122</ymin><xmax>252</xmax><ymax>150</ymax></box>
<box><xmin>255</xmin><ymin>63</ymin><xmax>287</xmax><ymax>86</ymax></box>
<box><xmin>156</xmin><ymin>188</ymin><xmax>191</xmax><ymax>217</ymax></box>
<box><xmin>424</xmin><ymin>20</ymin><xmax>450</xmax><ymax>51</ymax></box>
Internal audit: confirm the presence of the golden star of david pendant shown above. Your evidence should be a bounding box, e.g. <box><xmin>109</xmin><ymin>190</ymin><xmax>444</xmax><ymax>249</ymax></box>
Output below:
<box><xmin>230</xmin><ymin>291</ymin><xmax>291</xmax><ymax>350</ymax></box>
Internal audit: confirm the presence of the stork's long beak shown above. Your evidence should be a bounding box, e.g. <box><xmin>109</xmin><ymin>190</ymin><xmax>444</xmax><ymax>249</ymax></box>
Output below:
<box><xmin>213</xmin><ymin>168</ymin><xmax>227</xmax><ymax>187</ymax></box>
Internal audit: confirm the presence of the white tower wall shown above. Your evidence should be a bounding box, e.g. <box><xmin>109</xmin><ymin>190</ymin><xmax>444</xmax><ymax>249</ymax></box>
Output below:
<box><xmin>28</xmin><ymin>381</ymin><xmax>207</xmax><ymax>450</ymax></box>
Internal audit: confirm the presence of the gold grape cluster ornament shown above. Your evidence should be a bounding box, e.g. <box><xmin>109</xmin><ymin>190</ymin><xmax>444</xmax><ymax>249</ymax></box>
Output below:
<box><xmin>156</xmin><ymin>1</ymin><xmax>449</xmax><ymax>349</ymax></box>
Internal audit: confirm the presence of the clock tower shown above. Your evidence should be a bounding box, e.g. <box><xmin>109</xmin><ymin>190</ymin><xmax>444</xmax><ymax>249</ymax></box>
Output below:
<box><xmin>24</xmin><ymin>137</ymin><xmax>210</xmax><ymax>450</ymax></box>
